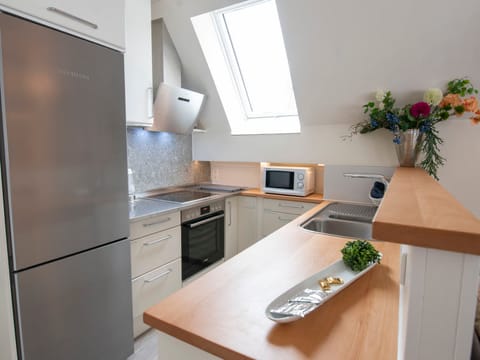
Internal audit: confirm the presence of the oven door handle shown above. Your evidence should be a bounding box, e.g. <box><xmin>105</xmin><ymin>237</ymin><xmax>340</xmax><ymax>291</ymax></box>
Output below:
<box><xmin>187</xmin><ymin>213</ymin><xmax>225</xmax><ymax>229</ymax></box>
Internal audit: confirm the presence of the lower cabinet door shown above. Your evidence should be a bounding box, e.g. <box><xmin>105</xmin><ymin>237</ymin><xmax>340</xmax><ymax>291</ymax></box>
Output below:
<box><xmin>262</xmin><ymin>210</ymin><xmax>298</xmax><ymax>237</ymax></box>
<box><xmin>131</xmin><ymin>258</ymin><xmax>181</xmax><ymax>337</ymax></box>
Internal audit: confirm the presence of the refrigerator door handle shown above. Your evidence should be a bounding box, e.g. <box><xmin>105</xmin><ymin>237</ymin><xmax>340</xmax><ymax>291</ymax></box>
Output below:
<box><xmin>144</xmin><ymin>269</ymin><xmax>172</xmax><ymax>283</ymax></box>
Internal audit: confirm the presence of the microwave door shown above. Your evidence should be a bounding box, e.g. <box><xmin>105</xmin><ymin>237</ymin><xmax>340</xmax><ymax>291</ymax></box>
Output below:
<box><xmin>266</xmin><ymin>171</ymin><xmax>294</xmax><ymax>190</ymax></box>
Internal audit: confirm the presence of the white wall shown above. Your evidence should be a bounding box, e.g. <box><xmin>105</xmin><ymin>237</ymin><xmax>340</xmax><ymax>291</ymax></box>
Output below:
<box><xmin>324</xmin><ymin>165</ymin><xmax>395</xmax><ymax>204</ymax></box>
<box><xmin>152</xmin><ymin>0</ymin><xmax>480</xmax><ymax>216</ymax></box>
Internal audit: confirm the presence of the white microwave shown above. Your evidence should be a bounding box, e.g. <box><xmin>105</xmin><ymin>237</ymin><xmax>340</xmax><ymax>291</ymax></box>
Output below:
<box><xmin>262</xmin><ymin>166</ymin><xmax>315</xmax><ymax>197</ymax></box>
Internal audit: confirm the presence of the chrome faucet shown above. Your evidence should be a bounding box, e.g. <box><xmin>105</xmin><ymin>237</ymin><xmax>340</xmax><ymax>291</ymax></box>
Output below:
<box><xmin>343</xmin><ymin>173</ymin><xmax>389</xmax><ymax>187</ymax></box>
<box><xmin>343</xmin><ymin>173</ymin><xmax>390</xmax><ymax>205</ymax></box>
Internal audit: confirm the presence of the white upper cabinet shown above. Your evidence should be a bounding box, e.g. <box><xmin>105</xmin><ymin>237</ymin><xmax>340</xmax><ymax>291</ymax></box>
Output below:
<box><xmin>0</xmin><ymin>0</ymin><xmax>125</xmax><ymax>49</ymax></box>
<box><xmin>124</xmin><ymin>0</ymin><xmax>153</xmax><ymax>127</ymax></box>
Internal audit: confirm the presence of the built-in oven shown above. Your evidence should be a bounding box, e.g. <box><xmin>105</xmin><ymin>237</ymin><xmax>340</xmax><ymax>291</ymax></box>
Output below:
<box><xmin>181</xmin><ymin>200</ymin><xmax>225</xmax><ymax>280</ymax></box>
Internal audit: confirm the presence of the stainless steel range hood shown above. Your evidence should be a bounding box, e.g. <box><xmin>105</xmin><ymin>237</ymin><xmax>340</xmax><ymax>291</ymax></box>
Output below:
<box><xmin>146</xmin><ymin>19</ymin><xmax>205</xmax><ymax>134</ymax></box>
<box><xmin>147</xmin><ymin>83</ymin><xmax>205</xmax><ymax>133</ymax></box>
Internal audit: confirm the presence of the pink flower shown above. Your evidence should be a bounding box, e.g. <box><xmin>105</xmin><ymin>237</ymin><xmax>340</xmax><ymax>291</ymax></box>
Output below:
<box><xmin>410</xmin><ymin>102</ymin><xmax>431</xmax><ymax>119</ymax></box>
<box><xmin>439</xmin><ymin>94</ymin><xmax>462</xmax><ymax>108</ymax></box>
<box><xmin>463</xmin><ymin>96</ymin><xmax>479</xmax><ymax>112</ymax></box>
<box><xmin>470</xmin><ymin>110</ymin><xmax>480</xmax><ymax>125</ymax></box>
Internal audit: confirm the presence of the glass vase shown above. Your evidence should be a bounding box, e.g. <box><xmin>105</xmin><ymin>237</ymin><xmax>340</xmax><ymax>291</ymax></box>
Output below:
<box><xmin>395</xmin><ymin>129</ymin><xmax>423</xmax><ymax>167</ymax></box>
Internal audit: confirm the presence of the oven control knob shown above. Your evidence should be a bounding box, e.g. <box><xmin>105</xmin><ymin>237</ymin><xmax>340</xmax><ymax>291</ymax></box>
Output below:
<box><xmin>297</xmin><ymin>182</ymin><xmax>304</xmax><ymax>188</ymax></box>
<box><xmin>298</xmin><ymin>174</ymin><xmax>304</xmax><ymax>180</ymax></box>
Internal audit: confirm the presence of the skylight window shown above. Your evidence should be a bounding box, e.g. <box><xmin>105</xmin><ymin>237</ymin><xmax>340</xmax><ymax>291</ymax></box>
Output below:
<box><xmin>216</xmin><ymin>0</ymin><xmax>297</xmax><ymax>118</ymax></box>
<box><xmin>192</xmin><ymin>0</ymin><xmax>300</xmax><ymax>135</ymax></box>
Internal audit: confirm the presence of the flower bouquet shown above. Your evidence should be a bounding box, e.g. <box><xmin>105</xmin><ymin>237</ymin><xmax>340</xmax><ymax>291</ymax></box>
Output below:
<box><xmin>347</xmin><ymin>78</ymin><xmax>479</xmax><ymax>180</ymax></box>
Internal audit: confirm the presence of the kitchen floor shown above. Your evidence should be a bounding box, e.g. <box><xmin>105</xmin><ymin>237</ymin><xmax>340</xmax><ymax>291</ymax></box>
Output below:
<box><xmin>128</xmin><ymin>330</ymin><xmax>158</xmax><ymax>360</ymax></box>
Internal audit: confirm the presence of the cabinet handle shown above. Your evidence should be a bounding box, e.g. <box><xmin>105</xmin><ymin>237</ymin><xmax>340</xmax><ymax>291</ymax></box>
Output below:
<box><xmin>143</xmin><ymin>235</ymin><xmax>172</xmax><ymax>246</ymax></box>
<box><xmin>47</xmin><ymin>7</ymin><xmax>98</xmax><ymax>29</ymax></box>
<box><xmin>278</xmin><ymin>216</ymin><xmax>292</xmax><ymax>222</ymax></box>
<box><xmin>147</xmin><ymin>87</ymin><xmax>153</xmax><ymax>118</ymax></box>
<box><xmin>278</xmin><ymin>203</ymin><xmax>304</xmax><ymax>209</ymax></box>
<box><xmin>142</xmin><ymin>217</ymin><xmax>171</xmax><ymax>227</ymax></box>
<box><xmin>228</xmin><ymin>201</ymin><xmax>232</xmax><ymax>226</ymax></box>
<box><xmin>144</xmin><ymin>269</ymin><xmax>172</xmax><ymax>283</ymax></box>
<box><xmin>400</xmin><ymin>253</ymin><xmax>407</xmax><ymax>286</ymax></box>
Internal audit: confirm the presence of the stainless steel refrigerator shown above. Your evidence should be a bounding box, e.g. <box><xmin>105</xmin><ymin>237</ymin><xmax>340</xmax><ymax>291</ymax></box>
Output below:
<box><xmin>0</xmin><ymin>12</ymin><xmax>133</xmax><ymax>360</ymax></box>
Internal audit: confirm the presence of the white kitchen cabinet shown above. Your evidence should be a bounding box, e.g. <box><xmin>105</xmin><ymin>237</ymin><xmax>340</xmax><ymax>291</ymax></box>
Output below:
<box><xmin>130</xmin><ymin>212</ymin><xmax>180</xmax><ymax>240</ymax></box>
<box><xmin>0</xmin><ymin>0</ymin><xmax>125</xmax><ymax>49</ymax></box>
<box><xmin>262</xmin><ymin>211</ymin><xmax>298</xmax><ymax>237</ymax></box>
<box><xmin>124</xmin><ymin>0</ymin><xmax>154</xmax><ymax>127</ymax></box>
<box><xmin>398</xmin><ymin>245</ymin><xmax>480</xmax><ymax>360</ymax></box>
<box><xmin>237</xmin><ymin>196</ymin><xmax>262</xmax><ymax>253</ymax></box>
<box><xmin>224</xmin><ymin>197</ymin><xmax>238</xmax><ymax>260</ymax></box>
<box><xmin>129</xmin><ymin>211</ymin><xmax>181</xmax><ymax>338</ymax></box>
<box><xmin>130</xmin><ymin>226</ymin><xmax>181</xmax><ymax>279</ymax></box>
<box><xmin>132</xmin><ymin>258</ymin><xmax>181</xmax><ymax>337</ymax></box>
<box><xmin>262</xmin><ymin>198</ymin><xmax>316</xmax><ymax>215</ymax></box>
<box><xmin>236</xmin><ymin>196</ymin><xmax>317</xmax><ymax>253</ymax></box>
<box><xmin>261</xmin><ymin>198</ymin><xmax>315</xmax><ymax>237</ymax></box>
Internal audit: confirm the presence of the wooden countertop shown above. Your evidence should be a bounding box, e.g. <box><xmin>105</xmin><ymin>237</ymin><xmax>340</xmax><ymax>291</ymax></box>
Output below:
<box><xmin>144</xmin><ymin>203</ymin><xmax>400</xmax><ymax>360</ymax></box>
<box><xmin>240</xmin><ymin>188</ymin><xmax>323</xmax><ymax>203</ymax></box>
<box><xmin>373</xmin><ymin>167</ymin><xmax>480</xmax><ymax>255</ymax></box>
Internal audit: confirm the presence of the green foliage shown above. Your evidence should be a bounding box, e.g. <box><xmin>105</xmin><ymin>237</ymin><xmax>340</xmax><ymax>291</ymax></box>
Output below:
<box><xmin>341</xmin><ymin>240</ymin><xmax>381</xmax><ymax>272</ymax></box>
<box><xmin>420</xmin><ymin>126</ymin><xmax>445</xmax><ymax>181</ymax></box>
<box><xmin>438</xmin><ymin>109</ymin><xmax>450</xmax><ymax>120</ymax></box>
<box><xmin>454</xmin><ymin>105</ymin><xmax>465</xmax><ymax>114</ymax></box>
<box><xmin>447</xmin><ymin>78</ymin><xmax>479</xmax><ymax>96</ymax></box>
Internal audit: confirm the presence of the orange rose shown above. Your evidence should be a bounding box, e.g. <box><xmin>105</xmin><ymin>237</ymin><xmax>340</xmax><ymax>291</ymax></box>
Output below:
<box><xmin>470</xmin><ymin>110</ymin><xmax>480</xmax><ymax>125</ymax></box>
<box><xmin>463</xmin><ymin>96</ymin><xmax>479</xmax><ymax>112</ymax></box>
<box><xmin>439</xmin><ymin>93</ymin><xmax>462</xmax><ymax>108</ymax></box>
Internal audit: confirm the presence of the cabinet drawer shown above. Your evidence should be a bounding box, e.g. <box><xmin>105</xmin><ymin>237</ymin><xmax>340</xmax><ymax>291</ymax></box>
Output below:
<box><xmin>132</xmin><ymin>258</ymin><xmax>181</xmax><ymax>337</ymax></box>
<box><xmin>262</xmin><ymin>210</ymin><xmax>298</xmax><ymax>236</ymax></box>
<box><xmin>131</xmin><ymin>226</ymin><xmax>181</xmax><ymax>278</ymax></box>
<box><xmin>263</xmin><ymin>198</ymin><xmax>315</xmax><ymax>215</ymax></box>
<box><xmin>130</xmin><ymin>212</ymin><xmax>180</xmax><ymax>240</ymax></box>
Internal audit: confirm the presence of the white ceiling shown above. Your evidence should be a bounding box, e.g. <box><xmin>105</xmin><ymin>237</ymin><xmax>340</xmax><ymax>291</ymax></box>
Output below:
<box><xmin>152</xmin><ymin>0</ymin><xmax>480</xmax><ymax>130</ymax></box>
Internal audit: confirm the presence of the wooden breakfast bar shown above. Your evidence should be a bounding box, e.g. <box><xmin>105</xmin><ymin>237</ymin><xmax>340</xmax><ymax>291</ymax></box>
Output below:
<box><xmin>144</xmin><ymin>168</ymin><xmax>480</xmax><ymax>360</ymax></box>
<box><xmin>144</xmin><ymin>200</ymin><xmax>400</xmax><ymax>360</ymax></box>
<box><xmin>373</xmin><ymin>168</ymin><xmax>480</xmax><ymax>360</ymax></box>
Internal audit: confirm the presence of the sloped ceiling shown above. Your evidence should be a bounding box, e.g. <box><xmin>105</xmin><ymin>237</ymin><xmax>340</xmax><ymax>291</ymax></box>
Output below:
<box><xmin>151</xmin><ymin>0</ymin><xmax>480</xmax><ymax>217</ymax></box>
<box><xmin>152</xmin><ymin>0</ymin><xmax>480</xmax><ymax>129</ymax></box>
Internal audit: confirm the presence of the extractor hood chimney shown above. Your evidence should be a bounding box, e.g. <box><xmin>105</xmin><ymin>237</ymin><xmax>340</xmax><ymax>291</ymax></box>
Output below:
<box><xmin>146</xmin><ymin>19</ymin><xmax>205</xmax><ymax>134</ymax></box>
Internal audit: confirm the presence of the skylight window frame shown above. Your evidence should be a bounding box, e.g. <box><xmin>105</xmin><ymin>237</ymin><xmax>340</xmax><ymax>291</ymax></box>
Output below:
<box><xmin>212</xmin><ymin>0</ymin><xmax>298</xmax><ymax>120</ymax></box>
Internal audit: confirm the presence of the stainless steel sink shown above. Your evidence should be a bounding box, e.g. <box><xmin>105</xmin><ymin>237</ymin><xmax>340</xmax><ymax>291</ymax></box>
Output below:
<box><xmin>300</xmin><ymin>202</ymin><xmax>377</xmax><ymax>240</ymax></box>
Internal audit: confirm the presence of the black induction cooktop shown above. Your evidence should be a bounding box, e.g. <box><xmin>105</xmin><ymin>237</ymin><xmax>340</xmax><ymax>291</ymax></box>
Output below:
<box><xmin>147</xmin><ymin>190</ymin><xmax>214</xmax><ymax>204</ymax></box>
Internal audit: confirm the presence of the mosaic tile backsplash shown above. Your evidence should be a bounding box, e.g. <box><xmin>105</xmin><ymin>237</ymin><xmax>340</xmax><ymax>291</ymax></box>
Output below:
<box><xmin>126</xmin><ymin>127</ymin><xmax>210</xmax><ymax>193</ymax></box>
